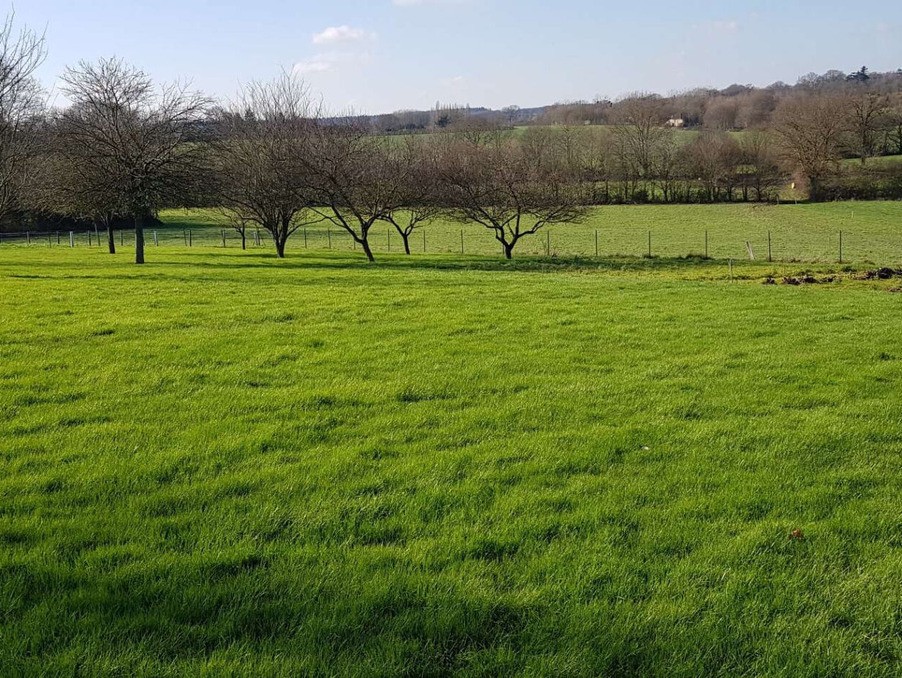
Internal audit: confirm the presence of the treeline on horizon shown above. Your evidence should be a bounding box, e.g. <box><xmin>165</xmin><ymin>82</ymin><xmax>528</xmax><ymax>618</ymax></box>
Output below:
<box><xmin>2</xmin><ymin>12</ymin><xmax>902</xmax><ymax>265</ymax></box>
<box><xmin>374</xmin><ymin>66</ymin><xmax>902</xmax><ymax>138</ymax></box>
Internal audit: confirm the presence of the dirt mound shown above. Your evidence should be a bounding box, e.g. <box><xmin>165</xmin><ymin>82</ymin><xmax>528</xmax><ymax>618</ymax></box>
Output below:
<box><xmin>857</xmin><ymin>268</ymin><xmax>901</xmax><ymax>280</ymax></box>
<box><xmin>779</xmin><ymin>275</ymin><xmax>836</xmax><ymax>285</ymax></box>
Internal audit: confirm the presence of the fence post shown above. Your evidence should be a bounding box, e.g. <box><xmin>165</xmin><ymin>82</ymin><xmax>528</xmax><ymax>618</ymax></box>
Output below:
<box><xmin>189</xmin><ymin>230</ymin><xmax>193</xmax><ymax>247</ymax></box>
<box><xmin>303</xmin><ymin>227</ymin><xmax>308</xmax><ymax>248</ymax></box>
<box><xmin>27</xmin><ymin>231</ymin><xmax>30</xmax><ymax>245</ymax></box>
<box><xmin>94</xmin><ymin>223</ymin><xmax>99</xmax><ymax>246</ymax></box>
<box><xmin>57</xmin><ymin>231</ymin><xmax>60</xmax><ymax>245</ymax></box>
<box><xmin>705</xmin><ymin>230</ymin><xmax>708</xmax><ymax>258</ymax></box>
<box><xmin>767</xmin><ymin>231</ymin><xmax>772</xmax><ymax>262</ymax></box>
<box><xmin>48</xmin><ymin>233</ymin><xmax>52</xmax><ymax>247</ymax></box>
<box><xmin>183</xmin><ymin>229</ymin><xmax>187</xmax><ymax>246</ymax></box>
<box><xmin>546</xmin><ymin>229</ymin><xmax>550</xmax><ymax>256</ymax></box>
<box><xmin>120</xmin><ymin>230</ymin><xmax>124</xmax><ymax>246</ymax></box>
<box><xmin>327</xmin><ymin>227</ymin><xmax>331</xmax><ymax>249</ymax></box>
<box><xmin>647</xmin><ymin>230</ymin><xmax>652</xmax><ymax>257</ymax></box>
<box><xmin>595</xmin><ymin>229</ymin><xmax>598</xmax><ymax>257</ymax></box>
<box><xmin>839</xmin><ymin>231</ymin><xmax>843</xmax><ymax>263</ymax></box>
<box><xmin>69</xmin><ymin>231</ymin><xmax>74</xmax><ymax>248</ymax></box>
<box><xmin>221</xmin><ymin>229</ymin><xmax>226</xmax><ymax>247</ymax></box>
<box><xmin>153</xmin><ymin>230</ymin><xmax>158</xmax><ymax>246</ymax></box>
<box><xmin>423</xmin><ymin>229</ymin><xmax>426</xmax><ymax>253</ymax></box>
<box><xmin>460</xmin><ymin>229</ymin><xmax>464</xmax><ymax>255</ymax></box>
<box><xmin>387</xmin><ymin>228</ymin><xmax>391</xmax><ymax>252</ymax></box>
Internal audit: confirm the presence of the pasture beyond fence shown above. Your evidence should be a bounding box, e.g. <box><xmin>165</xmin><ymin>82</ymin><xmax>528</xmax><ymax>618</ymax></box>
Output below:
<box><xmin>1</xmin><ymin>223</ymin><xmax>899</xmax><ymax>265</ymax></box>
<box><xmin>3</xmin><ymin>202</ymin><xmax>902</xmax><ymax>265</ymax></box>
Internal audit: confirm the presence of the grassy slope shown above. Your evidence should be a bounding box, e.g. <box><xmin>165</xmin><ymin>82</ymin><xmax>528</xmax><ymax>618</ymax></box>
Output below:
<box><xmin>159</xmin><ymin>201</ymin><xmax>902</xmax><ymax>264</ymax></box>
<box><xmin>1</xmin><ymin>249</ymin><xmax>900</xmax><ymax>676</ymax></box>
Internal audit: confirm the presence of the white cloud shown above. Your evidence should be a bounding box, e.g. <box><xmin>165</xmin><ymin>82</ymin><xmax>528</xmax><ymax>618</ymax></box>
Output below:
<box><xmin>294</xmin><ymin>55</ymin><xmax>335</xmax><ymax>74</ymax></box>
<box><xmin>312</xmin><ymin>25</ymin><xmax>373</xmax><ymax>45</ymax></box>
<box><xmin>294</xmin><ymin>51</ymin><xmax>373</xmax><ymax>76</ymax></box>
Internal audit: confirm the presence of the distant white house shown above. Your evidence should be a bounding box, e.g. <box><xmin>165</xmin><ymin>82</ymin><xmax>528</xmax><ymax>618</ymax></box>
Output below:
<box><xmin>666</xmin><ymin>117</ymin><xmax>685</xmax><ymax>128</ymax></box>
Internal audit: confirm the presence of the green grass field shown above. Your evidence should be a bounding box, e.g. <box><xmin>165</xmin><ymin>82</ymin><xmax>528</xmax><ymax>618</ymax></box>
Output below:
<box><xmin>155</xmin><ymin>201</ymin><xmax>902</xmax><ymax>265</ymax></box>
<box><xmin>1</xmin><ymin>247</ymin><xmax>901</xmax><ymax>676</ymax></box>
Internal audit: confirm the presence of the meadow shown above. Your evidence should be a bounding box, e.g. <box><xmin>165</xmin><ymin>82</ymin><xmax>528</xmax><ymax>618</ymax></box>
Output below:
<box><xmin>156</xmin><ymin>201</ymin><xmax>902</xmax><ymax>265</ymax></box>
<box><xmin>0</xmin><ymin>244</ymin><xmax>900</xmax><ymax>675</ymax></box>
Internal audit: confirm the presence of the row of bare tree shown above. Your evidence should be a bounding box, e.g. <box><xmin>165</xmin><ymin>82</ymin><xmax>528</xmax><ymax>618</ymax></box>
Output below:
<box><xmin>21</xmin><ymin>61</ymin><xmax>594</xmax><ymax>264</ymax></box>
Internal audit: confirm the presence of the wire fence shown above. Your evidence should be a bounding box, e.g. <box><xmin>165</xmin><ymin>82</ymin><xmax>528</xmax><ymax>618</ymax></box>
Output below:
<box><xmin>1</xmin><ymin>224</ymin><xmax>899</xmax><ymax>265</ymax></box>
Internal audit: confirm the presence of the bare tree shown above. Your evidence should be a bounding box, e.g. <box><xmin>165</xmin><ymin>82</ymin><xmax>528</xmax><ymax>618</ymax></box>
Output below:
<box><xmin>58</xmin><ymin>58</ymin><xmax>211</xmax><ymax>264</ymax></box>
<box><xmin>304</xmin><ymin>119</ymin><xmax>400</xmax><ymax>262</ymax></box>
<box><xmin>773</xmin><ymin>94</ymin><xmax>847</xmax><ymax>200</ymax></box>
<box><xmin>439</xmin><ymin>133</ymin><xmax>590</xmax><ymax>259</ymax></box>
<box><xmin>378</xmin><ymin>136</ymin><xmax>443</xmax><ymax>255</ymax></box>
<box><xmin>221</xmin><ymin>210</ymin><xmax>250</xmax><ymax>250</ymax></box>
<box><xmin>502</xmin><ymin>105</ymin><xmax>521</xmax><ymax>125</ymax></box>
<box><xmin>611</xmin><ymin>96</ymin><xmax>669</xmax><ymax>177</ymax></box>
<box><xmin>846</xmin><ymin>91</ymin><xmax>890</xmax><ymax>164</ymax></box>
<box><xmin>738</xmin><ymin>131</ymin><xmax>781</xmax><ymax>202</ymax></box>
<box><xmin>684</xmin><ymin>133</ymin><xmax>742</xmax><ymax>202</ymax></box>
<box><xmin>888</xmin><ymin>102</ymin><xmax>902</xmax><ymax>156</ymax></box>
<box><xmin>703</xmin><ymin>98</ymin><xmax>739</xmax><ymax>131</ymax></box>
<box><xmin>214</xmin><ymin>74</ymin><xmax>321</xmax><ymax>258</ymax></box>
<box><xmin>30</xmin><ymin>120</ymin><xmax>127</xmax><ymax>253</ymax></box>
<box><xmin>0</xmin><ymin>12</ymin><xmax>46</xmax><ymax>225</ymax></box>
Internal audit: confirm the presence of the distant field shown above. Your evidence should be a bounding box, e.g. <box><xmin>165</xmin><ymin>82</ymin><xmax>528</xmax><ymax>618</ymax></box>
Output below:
<box><xmin>1</xmin><ymin>248</ymin><xmax>900</xmax><ymax>675</ymax></box>
<box><xmin>842</xmin><ymin>154</ymin><xmax>902</xmax><ymax>168</ymax></box>
<box><xmin>157</xmin><ymin>201</ymin><xmax>902</xmax><ymax>265</ymax></box>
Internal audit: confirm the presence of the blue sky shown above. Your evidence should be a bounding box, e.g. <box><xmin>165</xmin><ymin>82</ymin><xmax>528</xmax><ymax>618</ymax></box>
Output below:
<box><xmin>13</xmin><ymin>0</ymin><xmax>902</xmax><ymax>113</ymax></box>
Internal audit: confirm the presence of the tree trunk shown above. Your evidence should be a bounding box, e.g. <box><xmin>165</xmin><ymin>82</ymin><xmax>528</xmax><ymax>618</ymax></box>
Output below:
<box><xmin>102</xmin><ymin>218</ymin><xmax>115</xmax><ymax>255</ymax></box>
<box><xmin>134</xmin><ymin>213</ymin><xmax>145</xmax><ymax>264</ymax></box>
<box><xmin>274</xmin><ymin>236</ymin><xmax>286</xmax><ymax>258</ymax></box>
<box><xmin>503</xmin><ymin>241</ymin><xmax>514</xmax><ymax>259</ymax></box>
<box><xmin>360</xmin><ymin>237</ymin><xmax>375</xmax><ymax>262</ymax></box>
<box><xmin>241</xmin><ymin>231</ymin><xmax>246</xmax><ymax>250</ymax></box>
<box><xmin>808</xmin><ymin>175</ymin><xmax>821</xmax><ymax>202</ymax></box>
<box><xmin>401</xmin><ymin>232</ymin><xmax>411</xmax><ymax>255</ymax></box>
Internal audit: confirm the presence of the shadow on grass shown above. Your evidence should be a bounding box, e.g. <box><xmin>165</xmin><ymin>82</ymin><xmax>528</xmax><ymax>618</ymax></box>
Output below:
<box><xmin>3</xmin><ymin>250</ymin><xmax>866</xmax><ymax>287</ymax></box>
<box><xmin>1</xmin><ymin>250</ymin><xmax>744</xmax><ymax>275</ymax></box>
